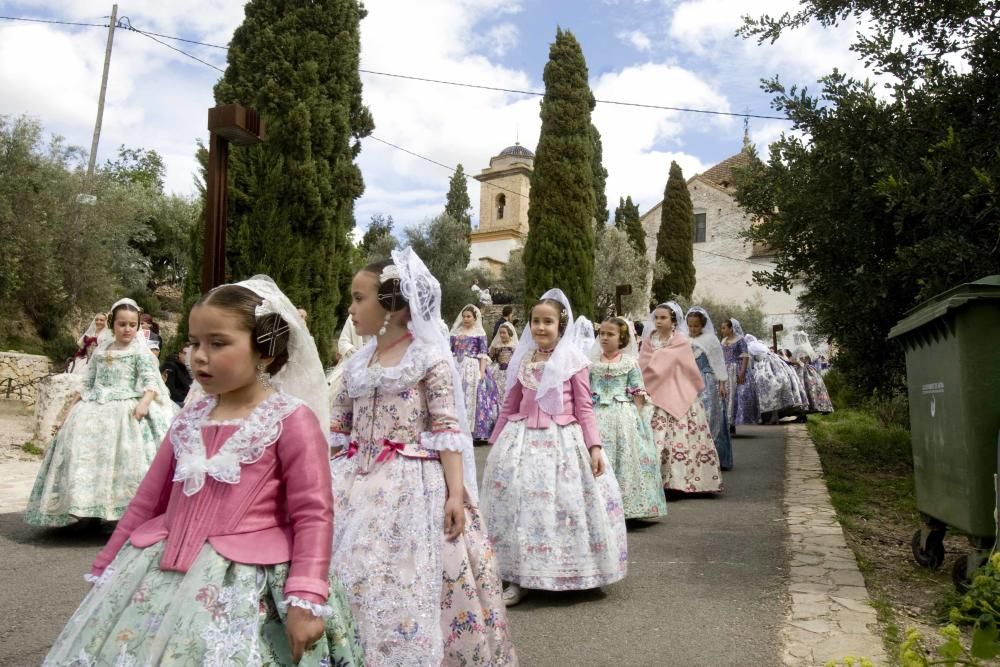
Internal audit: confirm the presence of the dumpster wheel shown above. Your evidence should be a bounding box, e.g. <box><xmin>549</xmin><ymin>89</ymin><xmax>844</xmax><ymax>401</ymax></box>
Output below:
<box><xmin>952</xmin><ymin>553</ymin><xmax>989</xmax><ymax>593</ymax></box>
<box><xmin>911</xmin><ymin>529</ymin><xmax>945</xmax><ymax>569</ymax></box>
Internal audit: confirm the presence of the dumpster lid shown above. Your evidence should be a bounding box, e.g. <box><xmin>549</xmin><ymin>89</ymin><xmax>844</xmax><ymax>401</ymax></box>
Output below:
<box><xmin>888</xmin><ymin>276</ymin><xmax>1000</xmax><ymax>340</ymax></box>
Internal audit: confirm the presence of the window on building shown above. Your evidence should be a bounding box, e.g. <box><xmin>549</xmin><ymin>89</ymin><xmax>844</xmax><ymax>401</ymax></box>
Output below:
<box><xmin>693</xmin><ymin>212</ymin><xmax>706</xmax><ymax>243</ymax></box>
<box><xmin>496</xmin><ymin>194</ymin><xmax>506</xmax><ymax>220</ymax></box>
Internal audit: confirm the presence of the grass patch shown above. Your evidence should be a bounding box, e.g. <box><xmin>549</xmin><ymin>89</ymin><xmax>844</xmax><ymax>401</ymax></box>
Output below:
<box><xmin>21</xmin><ymin>441</ymin><xmax>44</xmax><ymax>457</ymax></box>
<box><xmin>808</xmin><ymin>409</ymin><xmax>915</xmax><ymax>524</ymax></box>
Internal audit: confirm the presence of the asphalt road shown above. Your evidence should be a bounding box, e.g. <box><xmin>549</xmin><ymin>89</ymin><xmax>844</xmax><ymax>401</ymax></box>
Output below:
<box><xmin>0</xmin><ymin>425</ymin><xmax>787</xmax><ymax>667</ymax></box>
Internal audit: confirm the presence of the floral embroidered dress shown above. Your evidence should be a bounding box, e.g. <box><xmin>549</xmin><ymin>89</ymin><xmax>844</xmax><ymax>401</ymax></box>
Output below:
<box><xmin>692</xmin><ymin>346</ymin><xmax>733</xmax><ymax>470</ymax></box>
<box><xmin>589</xmin><ymin>355</ymin><xmax>667</xmax><ymax>520</ymax></box>
<box><xmin>329</xmin><ymin>340</ymin><xmax>517</xmax><ymax>667</ymax></box>
<box><xmin>26</xmin><ymin>340</ymin><xmax>177</xmax><ymax>526</ymax></box>
<box><xmin>489</xmin><ymin>345</ymin><xmax>516</xmax><ymax>404</ymax></box>
<box><xmin>482</xmin><ymin>359</ymin><xmax>628</xmax><ymax>591</ymax></box>
<box><xmin>639</xmin><ymin>332</ymin><xmax>723</xmax><ymax>494</ymax></box>
<box><xmin>722</xmin><ymin>336</ymin><xmax>760</xmax><ymax>426</ymax></box>
<box><xmin>452</xmin><ymin>333</ymin><xmax>501</xmax><ymax>439</ymax></box>
<box><xmin>796</xmin><ymin>363</ymin><xmax>835</xmax><ymax>414</ymax></box>
<box><xmin>41</xmin><ymin>392</ymin><xmax>364</xmax><ymax>666</ymax></box>
<box><xmin>746</xmin><ymin>345</ymin><xmax>804</xmax><ymax>416</ymax></box>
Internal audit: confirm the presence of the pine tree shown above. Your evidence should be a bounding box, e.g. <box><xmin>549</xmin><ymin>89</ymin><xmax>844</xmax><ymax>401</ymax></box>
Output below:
<box><xmin>212</xmin><ymin>0</ymin><xmax>373</xmax><ymax>364</ymax></box>
<box><xmin>522</xmin><ymin>28</ymin><xmax>596</xmax><ymax>318</ymax></box>
<box><xmin>613</xmin><ymin>195</ymin><xmax>645</xmax><ymax>256</ymax></box>
<box><xmin>444</xmin><ymin>164</ymin><xmax>473</xmax><ymax>231</ymax></box>
<box><xmin>652</xmin><ymin>161</ymin><xmax>695</xmax><ymax>301</ymax></box>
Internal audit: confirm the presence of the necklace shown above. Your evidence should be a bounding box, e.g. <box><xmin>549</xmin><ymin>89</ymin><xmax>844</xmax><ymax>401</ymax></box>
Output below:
<box><xmin>375</xmin><ymin>331</ymin><xmax>412</xmax><ymax>357</ymax></box>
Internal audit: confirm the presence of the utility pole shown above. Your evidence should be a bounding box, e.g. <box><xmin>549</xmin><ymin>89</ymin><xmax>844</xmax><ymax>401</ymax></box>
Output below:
<box><xmin>86</xmin><ymin>4</ymin><xmax>118</xmax><ymax>178</ymax></box>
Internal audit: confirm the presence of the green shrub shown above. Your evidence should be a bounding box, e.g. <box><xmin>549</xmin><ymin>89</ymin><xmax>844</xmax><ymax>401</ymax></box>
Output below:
<box><xmin>824</xmin><ymin>368</ymin><xmax>861</xmax><ymax>409</ymax></box>
<box><xmin>866</xmin><ymin>389</ymin><xmax>910</xmax><ymax>430</ymax></box>
<box><xmin>126</xmin><ymin>290</ymin><xmax>162</xmax><ymax>318</ymax></box>
<box><xmin>952</xmin><ymin>554</ymin><xmax>1000</xmax><ymax>629</ymax></box>
<box><xmin>42</xmin><ymin>333</ymin><xmax>79</xmax><ymax>365</ymax></box>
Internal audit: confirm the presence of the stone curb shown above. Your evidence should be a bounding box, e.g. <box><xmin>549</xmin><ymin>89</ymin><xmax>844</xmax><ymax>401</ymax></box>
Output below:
<box><xmin>782</xmin><ymin>424</ymin><xmax>887</xmax><ymax>666</ymax></box>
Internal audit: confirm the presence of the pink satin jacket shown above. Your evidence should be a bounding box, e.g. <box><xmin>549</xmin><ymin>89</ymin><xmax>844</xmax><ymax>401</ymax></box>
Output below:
<box><xmin>91</xmin><ymin>396</ymin><xmax>333</xmax><ymax>603</ymax></box>
<box><xmin>489</xmin><ymin>363</ymin><xmax>601</xmax><ymax>447</ymax></box>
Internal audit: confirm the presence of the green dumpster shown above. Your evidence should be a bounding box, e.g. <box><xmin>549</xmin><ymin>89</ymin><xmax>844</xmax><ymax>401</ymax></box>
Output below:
<box><xmin>888</xmin><ymin>276</ymin><xmax>1000</xmax><ymax>588</ymax></box>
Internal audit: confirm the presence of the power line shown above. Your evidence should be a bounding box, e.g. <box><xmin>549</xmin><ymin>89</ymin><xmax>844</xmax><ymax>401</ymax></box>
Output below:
<box><xmin>367</xmin><ymin>135</ymin><xmax>530</xmax><ymax>201</ymax></box>
<box><xmin>0</xmin><ymin>15</ymin><xmax>787</xmax><ymax>122</ymax></box>
<box><xmin>0</xmin><ymin>15</ymin><xmax>107</xmax><ymax>28</ymax></box>
<box><xmin>129</xmin><ymin>26</ymin><xmax>225</xmax><ymax>72</ymax></box>
<box><xmin>358</xmin><ymin>69</ymin><xmax>790</xmax><ymax>121</ymax></box>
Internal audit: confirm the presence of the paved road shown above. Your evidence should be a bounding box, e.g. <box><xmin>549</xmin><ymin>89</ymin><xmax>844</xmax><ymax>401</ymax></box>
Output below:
<box><xmin>0</xmin><ymin>425</ymin><xmax>788</xmax><ymax>666</ymax></box>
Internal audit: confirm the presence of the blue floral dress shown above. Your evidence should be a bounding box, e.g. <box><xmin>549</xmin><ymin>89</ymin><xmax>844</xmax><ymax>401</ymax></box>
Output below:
<box><xmin>451</xmin><ymin>334</ymin><xmax>500</xmax><ymax>439</ymax></box>
<box><xmin>589</xmin><ymin>355</ymin><xmax>668</xmax><ymax>520</ymax></box>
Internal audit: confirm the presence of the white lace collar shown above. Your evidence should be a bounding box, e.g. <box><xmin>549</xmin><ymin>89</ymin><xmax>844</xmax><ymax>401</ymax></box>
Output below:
<box><xmin>171</xmin><ymin>392</ymin><xmax>302</xmax><ymax>496</ymax></box>
<box><xmin>344</xmin><ymin>338</ymin><xmax>450</xmax><ymax>398</ymax></box>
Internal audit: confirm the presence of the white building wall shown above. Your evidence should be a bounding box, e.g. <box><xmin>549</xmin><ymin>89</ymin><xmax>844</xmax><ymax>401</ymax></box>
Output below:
<box><xmin>641</xmin><ymin>177</ymin><xmax>806</xmax><ymax>330</ymax></box>
<box><xmin>469</xmin><ymin>237</ymin><xmax>520</xmax><ymax>269</ymax></box>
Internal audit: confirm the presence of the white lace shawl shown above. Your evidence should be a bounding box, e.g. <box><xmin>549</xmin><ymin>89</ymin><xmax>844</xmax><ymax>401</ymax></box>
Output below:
<box><xmin>690</xmin><ymin>332</ymin><xmax>728</xmax><ymax>380</ymax></box>
<box><xmin>171</xmin><ymin>392</ymin><xmax>303</xmax><ymax>496</ymax></box>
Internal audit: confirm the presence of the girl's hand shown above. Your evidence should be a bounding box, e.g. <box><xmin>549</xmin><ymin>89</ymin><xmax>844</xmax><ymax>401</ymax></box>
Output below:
<box><xmin>719</xmin><ymin>383</ymin><xmax>727</xmax><ymax>399</ymax></box>
<box><xmin>737</xmin><ymin>373</ymin><xmax>746</xmax><ymax>385</ymax></box>
<box><xmin>133</xmin><ymin>402</ymin><xmax>149</xmax><ymax>420</ymax></box>
<box><xmin>444</xmin><ymin>495</ymin><xmax>465</xmax><ymax>540</ymax></box>
<box><xmin>285</xmin><ymin>605</ymin><xmax>325</xmax><ymax>664</ymax></box>
<box><xmin>633</xmin><ymin>394</ymin><xmax>645</xmax><ymax>409</ymax></box>
<box><xmin>589</xmin><ymin>446</ymin><xmax>605</xmax><ymax>477</ymax></box>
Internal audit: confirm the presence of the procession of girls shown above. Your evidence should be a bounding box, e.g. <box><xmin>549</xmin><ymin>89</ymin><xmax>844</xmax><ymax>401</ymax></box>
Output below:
<box><xmin>28</xmin><ymin>241</ymin><xmax>831</xmax><ymax>665</ymax></box>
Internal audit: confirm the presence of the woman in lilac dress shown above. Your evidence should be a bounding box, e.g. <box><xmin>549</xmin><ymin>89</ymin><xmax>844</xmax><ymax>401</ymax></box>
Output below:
<box><xmin>720</xmin><ymin>318</ymin><xmax>759</xmax><ymax>431</ymax></box>
<box><xmin>451</xmin><ymin>304</ymin><xmax>500</xmax><ymax>440</ymax></box>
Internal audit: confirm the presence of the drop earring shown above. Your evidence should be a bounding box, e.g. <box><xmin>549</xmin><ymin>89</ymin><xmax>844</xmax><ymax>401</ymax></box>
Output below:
<box><xmin>256</xmin><ymin>362</ymin><xmax>272</xmax><ymax>389</ymax></box>
<box><xmin>378</xmin><ymin>311</ymin><xmax>391</xmax><ymax>337</ymax></box>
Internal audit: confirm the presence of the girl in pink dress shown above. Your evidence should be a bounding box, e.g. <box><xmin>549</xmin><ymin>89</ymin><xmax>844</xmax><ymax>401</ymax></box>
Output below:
<box><xmin>639</xmin><ymin>302</ymin><xmax>723</xmax><ymax>494</ymax></box>
<box><xmin>42</xmin><ymin>276</ymin><xmax>362</xmax><ymax>666</ymax></box>
<box><xmin>329</xmin><ymin>247</ymin><xmax>517</xmax><ymax>666</ymax></box>
<box><xmin>481</xmin><ymin>289</ymin><xmax>628</xmax><ymax>606</ymax></box>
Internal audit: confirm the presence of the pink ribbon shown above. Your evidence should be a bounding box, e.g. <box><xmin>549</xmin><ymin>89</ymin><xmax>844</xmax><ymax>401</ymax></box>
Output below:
<box><xmin>374</xmin><ymin>439</ymin><xmax>406</xmax><ymax>463</ymax></box>
<box><xmin>345</xmin><ymin>441</ymin><xmax>360</xmax><ymax>459</ymax></box>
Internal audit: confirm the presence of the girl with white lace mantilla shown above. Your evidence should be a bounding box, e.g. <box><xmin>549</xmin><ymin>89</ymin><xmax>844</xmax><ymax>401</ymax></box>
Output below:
<box><xmin>25</xmin><ymin>298</ymin><xmax>176</xmax><ymax>527</ymax></box>
<box><xmin>329</xmin><ymin>248</ymin><xmax>517</xmax><ymax>666</ymax></box>
<box><xmin>42</xmin><ymin>277</ymin><xmax>363</xmax><ymax>666</ymax></box>
<box><xmin>639</xmin><ymin>302</ymin><xmax>724</xmax><ymax>495</ymax></box>
<box><xmin>481</xmin><ymin>290</ymin><xmax>628</xmax><ymax>607</ymax></box>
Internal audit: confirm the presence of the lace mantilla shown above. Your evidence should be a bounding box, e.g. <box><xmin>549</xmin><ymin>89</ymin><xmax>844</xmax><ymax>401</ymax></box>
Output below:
<box><xmin>278</xmin><ymin>595</ymin><xmax>334</xmax><ymax>619</ymax></box>
<box><xmin>344</xmin><ymin>339</ymin><xmax>450</xmax><ymax>398</ymax></box>
<box><xmin>84</xmin><ymin>568</ymin><xmax>115</xmax><ymax>587</ymax></box>
<box><xmin>591</xmin><ymin>355</ymin><xmax>637</xmax><ymax>376</ymax></box>
<box><xmin>171</xmin><ymin>392</ymin><xmax>303</xmax><ymax>496</ymax></box>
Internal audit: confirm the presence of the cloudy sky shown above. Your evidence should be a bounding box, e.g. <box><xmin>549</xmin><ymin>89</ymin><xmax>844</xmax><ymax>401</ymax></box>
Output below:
<box><xmin>0</xmin><ymin>0</ymin><xmax>871</xmax><ymax>233</ymax></box>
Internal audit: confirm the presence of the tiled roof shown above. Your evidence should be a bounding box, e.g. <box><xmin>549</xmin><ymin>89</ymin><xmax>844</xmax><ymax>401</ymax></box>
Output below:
<box><xmin>696</xmin><ymin>150</ymin><xmax>752</xmax><ymax>190</ymax></box>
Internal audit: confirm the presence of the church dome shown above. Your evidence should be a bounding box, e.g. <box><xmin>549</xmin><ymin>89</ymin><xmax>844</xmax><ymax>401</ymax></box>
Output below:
<box><xmin>498</xmin><ymin>143</ymin><xmax>534</xmax><ymax>158</ymax></box>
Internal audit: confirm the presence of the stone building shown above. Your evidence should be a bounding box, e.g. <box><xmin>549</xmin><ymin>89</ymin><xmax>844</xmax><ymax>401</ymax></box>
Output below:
<box><xmin>640</xmin><ymin>142</ymin><xmax>805</xmax><ymax>331</ymax></box>
<box><xmin>469</xmin><ymin>143</ymin><xmax>534</xmax><ymax>274</ymax></box>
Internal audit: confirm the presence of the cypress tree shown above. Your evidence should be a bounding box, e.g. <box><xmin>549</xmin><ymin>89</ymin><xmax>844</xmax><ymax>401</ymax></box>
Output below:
<box><xmin>444</xmin><ymin>164</ymin><xmax>473</xmax><ymax>232</ymax></box>
<box><xmin>590</xmin><ymin>123</ymin><xmax>609</xmax><ymax>231</ymax></box>
<box><xmin>523</xmin><ymin>28</ymin><xmax>596</xmax><ymax>318</ymax></box>
<box><xmin>613</xmin><ymin>195</ymin><xmax>645</xmax><ymax>256</ymax></box>
<box><xmin>652</xmin><ymin>161</ymin><xmax>695</xmax><ymax>301</ymax></box>
<box><xmin>213</xmin><ymin>0</ymin><xmax>373</xmax><ymax>364</ymax></box>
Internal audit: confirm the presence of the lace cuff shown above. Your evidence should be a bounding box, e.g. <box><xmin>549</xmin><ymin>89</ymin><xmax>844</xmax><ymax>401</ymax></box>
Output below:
<box><xmin>279</xmin><ymin>595</ymin><xmax>333</xmax><ymax>619</ymax></box>
<box><xmin>420</xmin><ymin>430</ymin><xmax>471</xmax><ymax>452</ymax></box>
<box><xmin>328</xmin><ymin>431</ymin><xmax>350</xmax><ymax>449</ymax></box>
<box><xmin>84</xmin><ymin>568</ymin><xmax>114</xmax><ymax>587</ymax></box>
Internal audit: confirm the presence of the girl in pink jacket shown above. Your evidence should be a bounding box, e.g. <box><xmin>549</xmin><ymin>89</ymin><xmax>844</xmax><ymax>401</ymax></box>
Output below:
<box><xmin>481</xmin><ymin>289</ymin><xmax>628</xmax><ymax>606</ymax></box>
<box><xmin>42</xmin><ymin>276</ymin><xmax>363</xmax><ymax>667</ymax></box>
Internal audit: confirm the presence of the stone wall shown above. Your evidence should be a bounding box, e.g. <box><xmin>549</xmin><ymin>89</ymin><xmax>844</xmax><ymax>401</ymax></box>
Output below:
<box><xmin>0</xmin><ymin>352</ymin><xmax>54</xmax><ymax>407</ymax></box>
<box><xmin>641</xmin><ymin>177</ymin><xmax>806</xmax><ymax>331</ymax></box>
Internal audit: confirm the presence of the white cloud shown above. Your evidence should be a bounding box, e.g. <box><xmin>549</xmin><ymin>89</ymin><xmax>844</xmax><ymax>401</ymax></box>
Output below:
<box><xmin>480</xmin><ymin>23</ymin><xmax>519</xmax><ymax>57</ymax></box>
<box><xmin>592</xmin><ymin>63</ymin><xmax>731</xmax><ymax>212</ymax></box>
<box><xmin>616</xmin><ymin>29</ymin><xmax>652</xmax><ymax>52</ymax></box>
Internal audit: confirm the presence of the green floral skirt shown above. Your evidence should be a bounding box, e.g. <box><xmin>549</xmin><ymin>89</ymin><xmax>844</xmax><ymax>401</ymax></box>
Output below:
<box><xmin>44</xmin><ymin>541</ymin><xmax>364</xmax><ymax>666</ymax></box>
